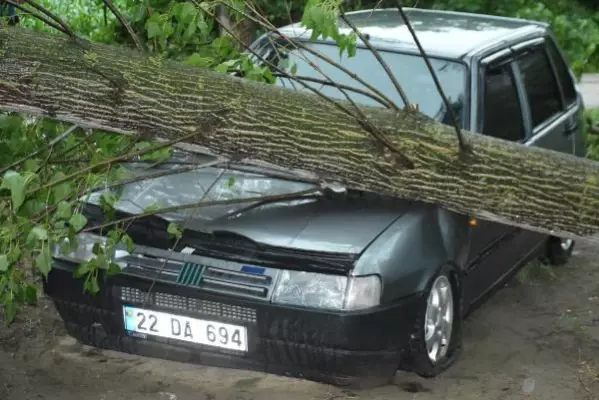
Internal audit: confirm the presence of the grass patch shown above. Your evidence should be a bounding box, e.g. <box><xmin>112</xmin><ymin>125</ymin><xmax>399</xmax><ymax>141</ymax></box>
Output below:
<box><xmin>515</xmin><ymin>260</ymin><xmax>556</xmax><ymax>283</ymax></box>
<box><xmin>584</xmin><ymin>107</ymin><xmax>599</xmax><ymax>159</ymax></box>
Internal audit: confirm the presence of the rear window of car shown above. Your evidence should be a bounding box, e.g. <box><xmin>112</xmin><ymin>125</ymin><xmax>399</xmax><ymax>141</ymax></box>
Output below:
<box><xmin>545</xmin><ymin>37</ymin><xmax>577</xmax><ymax>107</ymax></box>
<box><xmin>515</xmin><ymin>47</ymin><xmax>562</xmax><ymax>128</ymax></box>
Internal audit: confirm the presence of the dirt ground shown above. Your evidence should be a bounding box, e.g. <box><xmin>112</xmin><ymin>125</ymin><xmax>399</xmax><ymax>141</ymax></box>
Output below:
<box><xmin>1</xmin><ymin>242</ymin><xmax>599</xmax><ymax>400</ymax></box>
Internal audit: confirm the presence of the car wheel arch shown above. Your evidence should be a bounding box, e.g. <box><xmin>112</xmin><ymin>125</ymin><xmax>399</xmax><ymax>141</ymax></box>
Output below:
<box><xmin>355</xmin><ymin>205</ymin><xmax>470</xmax><ymax>303</ymax></box>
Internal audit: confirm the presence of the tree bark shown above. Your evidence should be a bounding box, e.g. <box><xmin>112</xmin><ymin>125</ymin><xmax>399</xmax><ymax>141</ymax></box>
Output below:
<box><xmin>1</xmin><ymin>26</ymin><xmax>599</xmax><ymax>241</ymax></box>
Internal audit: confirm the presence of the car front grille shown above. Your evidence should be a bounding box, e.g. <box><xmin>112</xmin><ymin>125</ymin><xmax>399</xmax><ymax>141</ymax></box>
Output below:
<box><xmin>119</xmin><ymin>252</ymin><xmax>277</xmax><ymax>300</ymax></box>
<box><xmin>119</xmin><ymin>286</ymin><xmax>257</xmax><ymax>323</ymax></box>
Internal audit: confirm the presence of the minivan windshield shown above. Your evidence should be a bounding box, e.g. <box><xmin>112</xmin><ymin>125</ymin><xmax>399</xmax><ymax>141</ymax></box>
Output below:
<box><xmin>259</xmin><ymin>40</ymin><xmax>468</xmax><ymax>127</ymax></box>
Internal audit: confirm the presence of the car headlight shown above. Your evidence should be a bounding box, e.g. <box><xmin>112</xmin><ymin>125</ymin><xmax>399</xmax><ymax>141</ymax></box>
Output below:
<box><xmin>52</xmin><ymin>232</ymin><xmax>129</xmax><ymax>265</ymax></box>
<box><xmin>272</xmin><ymin>270</ymin><xmax>381</xmax><ymax>311</ymax></box>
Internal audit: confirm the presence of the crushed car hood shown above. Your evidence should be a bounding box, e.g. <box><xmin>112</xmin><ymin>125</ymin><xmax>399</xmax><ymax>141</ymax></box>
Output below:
<box><xmin>184</xmin><ymin>195</ymin><xmax>409</xmax><ymax>254</ymax></box>
<box><xmin>85</xmin><ymin>151</ymin><xmax>412</xmax><ymax>257</ymax></box>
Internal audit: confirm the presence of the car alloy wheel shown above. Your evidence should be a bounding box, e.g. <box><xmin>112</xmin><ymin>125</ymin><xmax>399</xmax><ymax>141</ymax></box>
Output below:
<box><xmin>402</xmin><ymin>265</ymin><xmax>462</xmax><ymax>378</ymax></box>
<box><xmin>424</xmin><ymin>275</ymin><xmax>453</xmax><ymax>364</ymax></box>
<box><xmin>560</xmin><ymin>238</ymin><xmax>573</xmax><ymax>251</ymax></box>
<box><xmin>544</xmin><ymin>236</ymin><xmax>575</xmax><ymax>266</ymax></box>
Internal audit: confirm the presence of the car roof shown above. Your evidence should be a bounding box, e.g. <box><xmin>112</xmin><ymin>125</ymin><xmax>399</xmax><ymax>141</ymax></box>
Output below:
<box><xmin>277</xmin><ymin>8</ymin><xmax>549</xmax><ymax>59</ymax></box>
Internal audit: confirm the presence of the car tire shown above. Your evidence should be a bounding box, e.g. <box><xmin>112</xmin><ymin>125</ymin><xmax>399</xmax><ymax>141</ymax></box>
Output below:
<box><xmin>400</xmin><ymin>263</ymin><xmax>463</xmax><ymax>378</ymax></box>
<box><xmin>544</xmin><ymin>236</ymin><xmax>575</xmax><ymax>266</ymax></box>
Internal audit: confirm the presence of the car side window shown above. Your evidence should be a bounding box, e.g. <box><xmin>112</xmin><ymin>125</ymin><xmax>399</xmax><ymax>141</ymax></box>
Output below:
<box><xmin>515</xmin><ymin>47</ymin><xmax>562</xmax><ymax>128</ymax></box>
<box><xmin>545</xmin><ymin>38</ymin><xmax>577</xmax><ymax>107</ymax></box>
<box><xmin>482</xmin><ymin>63</ymin><xmax>525</xmax><ymax>142</ymax></box>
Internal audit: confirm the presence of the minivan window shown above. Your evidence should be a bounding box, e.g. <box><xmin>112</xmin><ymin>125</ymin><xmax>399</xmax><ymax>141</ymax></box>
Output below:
<box><xmin>482</xmin><ymin>63</ymin><xmax>525</xmax><ymax>142</ymax></box>
<box><xmin>516</xmin><ymin>47</ymin><xmax>562</xmax><ymax>128</ymax></box>
<box><xmin>545</xmin><ymin>37</ymin><xmax>577</xmax><ymax>107</ymax></box>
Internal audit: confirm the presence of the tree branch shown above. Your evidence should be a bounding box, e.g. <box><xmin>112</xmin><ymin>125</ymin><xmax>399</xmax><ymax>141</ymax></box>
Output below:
<box><xmin>395</xmin><ymin>1</ymin><xmax>469</xmax><ymax>152</ymax></box>
<box><xmin>102</xmin><ymin>0</ymin><xmax>143</xmax><ymax>51</ymax></box>
<box><xmin>339</xmin><ymin>9</ymin><xmax>411</xmax><ymax>108</ymax></box>
<box><xmin>21</xmin><ymin>0</ymin><xmax>75</xmax><ymax>37</ymax></box>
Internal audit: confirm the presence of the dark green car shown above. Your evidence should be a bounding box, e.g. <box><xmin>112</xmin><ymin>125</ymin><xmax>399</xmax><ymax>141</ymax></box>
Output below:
<box><xmin>46</xmin><ymin>8</ymin><xmax>586</xmax><ymax>388</ymax></box>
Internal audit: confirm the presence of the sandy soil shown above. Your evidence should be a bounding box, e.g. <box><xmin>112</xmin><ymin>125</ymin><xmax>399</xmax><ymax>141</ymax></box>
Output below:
<box><xmin>1</xmin><ymin>241</ymin><xmax>599</xmax><ymax>400</ymax></box>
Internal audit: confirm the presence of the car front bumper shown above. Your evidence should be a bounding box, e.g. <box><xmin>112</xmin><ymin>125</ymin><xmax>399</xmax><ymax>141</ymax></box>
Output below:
<box><xmin>44</xmin><ymin>260</ymin><xmax>422</xmax><ymax>388</ymax></box>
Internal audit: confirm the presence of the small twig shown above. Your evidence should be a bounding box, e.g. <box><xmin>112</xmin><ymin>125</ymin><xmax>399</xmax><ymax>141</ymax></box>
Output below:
<box><xmin>210</xmin><ymin>1</ymin><xmax>412</xmax><ymax>168</ymax></box>
<box><xmin>339</xmin><ymin>9</ymin><xmax>410</xmax><ymax>108</ymax></box>
<box><xmin>271</xmin><ymin>73</ymin><xmax>390</xmax><ymax>108</ymax></box>
<box><xmin>21</xmin><ymin>109</ymin><xmax>229</xmax><ymax>199</ymax></box>
<box><xmin>224</xmin><ymin>1</ymin><xmax>400</xmax><ymax>112</ymax></box>
<box><xmin>21</xmin><ymin>0</ymin><xmax>76</xmax><ymax>37</ymax></box>
<box><xmin>142</xmin><ymin>165</ymin><xmax>231</xmax><ymax>307</ymax></box>
<box><xmin>102</xmin><ymin>0</ymin><xmax>143</xmax><ymax>51</ymax></box>
<box><xmin>395</xmin><ymin>2</ymin><xmax>469</xmax><ymax>152</ymax></box>
<box><xmin>0</xmin><ymin>124</ymin><xmax>78</xmax><ymax>175</ymax></box>
<box><xmin>83</xmin><ymin>188</ymin><xmax>321</xmax><ymax>233</ymax></box>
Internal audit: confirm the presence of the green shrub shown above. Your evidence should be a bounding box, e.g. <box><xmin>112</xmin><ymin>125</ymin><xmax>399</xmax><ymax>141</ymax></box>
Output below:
<box><xmin>422</xmin><ymin>0</ymin><xmax>598</xmax><ymax>78</ymax></box>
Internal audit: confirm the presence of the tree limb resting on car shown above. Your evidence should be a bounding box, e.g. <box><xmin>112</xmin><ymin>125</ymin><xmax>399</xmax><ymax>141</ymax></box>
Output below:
<box><xmin>1</xmin><ymin>26</ymin><xmax>599</xmax><ymax>241</ymax></box>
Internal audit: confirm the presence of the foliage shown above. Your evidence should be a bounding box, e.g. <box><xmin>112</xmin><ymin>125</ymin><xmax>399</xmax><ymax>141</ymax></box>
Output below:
<box><xmin>419</xmin><ymin>0</ymin><xmax>599</xmax><ymax>78</ymax></box>
<box><xmin>585</xmin><ymin>108</ymin><xmax>599</xmax><ymax>160</ymax></box>
<box><xmin>0</xmin><ymin>0</ymin><xmax>353</xmax><ymax>324</ymax></box>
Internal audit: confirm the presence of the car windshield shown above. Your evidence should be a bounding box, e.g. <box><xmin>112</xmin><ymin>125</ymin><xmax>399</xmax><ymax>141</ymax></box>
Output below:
<box><xmin>259</xmin><ymin>40</ymin><xmax>468</xmax><ymax>127</ymax></box>
<box><xmin>85</xmin><ymin>151</ymin><xmax>318</xmax><ymax>222</ymax></box>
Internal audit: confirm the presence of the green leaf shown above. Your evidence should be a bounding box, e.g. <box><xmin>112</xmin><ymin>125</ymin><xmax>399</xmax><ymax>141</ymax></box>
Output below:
<box><xmin>56</xmin><ymin>201</ymin><xmax>72</xmax><ymax>220</ymax></box>
<box><xmin>30</xmin><ymin>225</ymin><xmax>48</xmax><ymax>241</ymax></box>
<box><xmin>3</xmin><ymin>300</ymin><xmax>17</xmax><ymax>325</ymax></box>
<box><xmin>143</xmin><ymin>202</ymin><xmax>162</xmax><ymax>213</ymax></box>
<box><xmin>185</xmin><ymin>53</ymin><xmax>213</xmax><ymax>68</ymax></box>
<box><xmin>24</xmin><ymin>159</ymin><xmax>38</xmax><ymax>172</ymax></box>
<box><xmin>183</xmin><ymin>20</ymin><xmax>198</xmax><ymax>39</ymax></box>
<box><xmin>35</xmin><ymin>247</ymin><xmax>52</xmax><ymax>277</ymax></box>
<box><xmin>121</xmin><ymin>234</ymin><xmax>135</xmax><ymax>253</ymax></box>
<box><xmin>0</xmin><ymin>254</ymin><xmax>8</xmax><ymax>272</ymax></box>
<box><xmin>146</xmin><ymin>20</ymin><xmax>162</xmax><ymax>39</ymax></box>
<box><xmin>106</xmin><ymin>262</ymin><xmax>122</xmax><ymax>277</ymax></box>
<box><xmin>51</xmin><ymin>172</ymin><xmax>72</xmax><ymax>203</ymax></box>
<box><xmin>215</xmin><ymin>62</ymin><xmax>230</xmax><ymax>73</ymax></box>
<box><xmin>69</xmin><ymin>213</ymin><xmax>88</xmax><ymax>232</ymax></box>
<box><xmin>226</xmin><ymin>176</ymin><xmax>236</xmax><ymax>188</ymax></box>
<box><xmin>24</xmin><ymin>285</ymin><xmax>37</xmax><ymax>305</ymax></box>
<box><xmin>167</xmin><ymin>222</ymin><xmax>183</xmax><ymax>239</ymax></box>
<box><xmin>73</xmin><ymin>262</ymin><xmax>92</xmax><ymax>279</ymax></box>
<box><xmin>26</xmin><ymin>225</ymin><xmax>49</xmax><ymax>247</ymax></box>
<box><xmin>179</xmin><ymin>2</ymin><xmax>197</xmax><ymax>23</ymax></box>
<box><xmin>84</xmin><ymin>275</ymin><xmax>100</xmax><ymax>294</ymax></box>
<box><xmin>1</xmin><ymin>170</ymin><xmax>27</xmax><ymax>211</ymax></box>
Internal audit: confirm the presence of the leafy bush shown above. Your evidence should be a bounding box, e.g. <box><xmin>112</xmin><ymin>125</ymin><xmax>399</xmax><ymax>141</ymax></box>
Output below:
<box><xmin>422</xmin><ymin>0</ymin><xmax>599</xmax><ymax>78</ymax></box>
<box><xmin>584</xmin><ymin>108</ymin><xmax>599</xmax><ymax>160</ymax></box>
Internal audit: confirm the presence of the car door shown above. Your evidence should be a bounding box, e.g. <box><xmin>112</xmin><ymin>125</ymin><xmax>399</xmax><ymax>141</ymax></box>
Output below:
<box><xmin>511</xmin><ymin>37</ymin><xmax>582</xmax><ymax>155</ymax></box>
<box><xmin>463</xmin><ymin>49</ymin><xmax>529</xmax><ymax>307</ymax></box>
<box><xmin>497</xmin><ymin>36</ymin><xmax>586</xmax><ymax>266</ymax></box>
<box><xmin>542</xmin><ymin>35</ymin><xmax>587</xmax><ymax>158</ymax></box>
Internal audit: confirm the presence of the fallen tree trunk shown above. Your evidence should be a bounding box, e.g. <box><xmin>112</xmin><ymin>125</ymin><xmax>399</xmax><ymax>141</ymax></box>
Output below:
<box><xmin>1</xmin><ymin>26</ymin><xmax>599</xmax><ymax>240</ymax></box>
